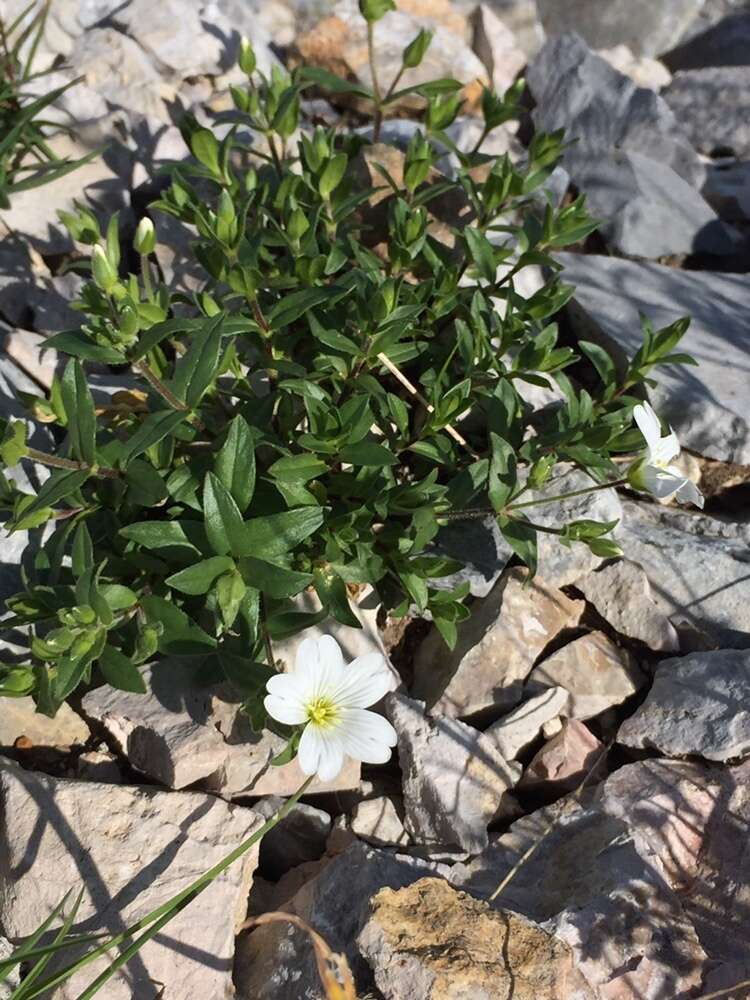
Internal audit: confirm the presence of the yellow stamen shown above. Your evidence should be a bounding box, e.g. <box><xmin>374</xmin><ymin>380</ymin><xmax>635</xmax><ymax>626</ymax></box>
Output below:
<box><xmin>305</xmin><ymin>696</ymin><xmax>339</xmax><ymax>729</ymax></box>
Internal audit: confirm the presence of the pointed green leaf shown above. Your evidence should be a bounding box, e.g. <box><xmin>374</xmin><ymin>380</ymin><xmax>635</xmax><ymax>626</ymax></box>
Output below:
<box><xmin>203</xmin><ymin>471</ymin><xmax>247</xmax><ymax>556</ymax></box>
<box><xmin>215</xmin><ymin>415</ymin><xmax>256</xmax><ymax>511</ymax></box>
<box><xmin>166</xmin><ymin>555</ymin><xmax>235</xmax><ymax>595</ymax></box>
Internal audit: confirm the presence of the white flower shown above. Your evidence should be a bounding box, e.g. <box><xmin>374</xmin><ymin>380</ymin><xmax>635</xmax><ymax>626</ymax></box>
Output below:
<box><xmin>264</xmin><ymin>635</ymin><xmax>397</xmax><ymax>782</ymax></box>
<box><xmin>629</xmin><ymin>401</ymin><xmax>704</xmax><ymax>509</ymax></box>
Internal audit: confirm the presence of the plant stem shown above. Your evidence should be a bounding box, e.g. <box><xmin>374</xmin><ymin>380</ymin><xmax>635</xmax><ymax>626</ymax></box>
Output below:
<box><xmin>367</xmin><ymin>21</ymin><xmax>383</xmax><ymax>143</ymax></box>
<box><xmin>26</xmin><ymin>448</ymin><xmax>119</xmax><ymax>479</ymax></box>
<box><xmin>23</xmin><ymin>777</ymin><xmax>314</xmax><ymax>1000</ymax></box>
<box><xmin>507</xmin><ymin>478</ymin><xmax>628</xmax><ymax>511</ymax></box>
<box><xmin>140</xmin><ymin>253</ymin><xmax>153</xmax><ymax>302</ymax></box>
<box><xmin>133</xmin><ymin>360</ymin><xmax>189</xmax><ymax>413</ymax></box>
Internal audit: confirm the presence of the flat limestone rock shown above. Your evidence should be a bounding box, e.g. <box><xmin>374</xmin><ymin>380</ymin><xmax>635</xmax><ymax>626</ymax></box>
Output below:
<box><xmin>535</xmin><ymin>0</ymin><xmax>704</xmax><ymax>57</ymax></box>
<box><xmin>616</xmin><ymin>498</ymin><xmax>750</xmax><ymax>646</ymax></box>
<box><xmin>483</xmin><ymin>686</ymin><xmax>569</xmax><ymax>761</ymax></box>
<box><xmin>559</xmin><ymin>252</ymin><xmax>750</xmax><ymax>465</ymax></box>
<box><xmin>527</xmin><ymin>632</ymin><xmax>645</xmax><ymax>720</ymax></box>
<box><xmin>357</xmin><ymin>877</ymin><xmax>594</xmax><ymax>1000</ymax></box>
<box><xmin>0</xmin><ymin>697</ymin><xmax>89</xmax><ymax>749</ymax></box>
<box><xmin>386</xmin><ymin>693</ymin><xmax>520</xmax><ymax>853</ymax></box>
<box><xmin>576</xmin><ymin>558</ymin><xmax>680</xmax><ymax>651</ymax></box>
<box><xmin>618</xmin><ymin>649</ymin><xmax>750</xmax><ymax>761</ymax></box>
<box><xmin>519</xmin><ymin>719</ymin><xmax>605</xmax><ymax>795</ymax></box>
<box><xmin>350</xmin><ymin>796</ymin><xmax>410</xmax><ymax>848</ymax></box>
<box><xmin>0</xmin><ymin>760</ymin><xmax>262</xmax><ymax>999</ymax></box>
<box><xmin>412</xmin><ymin>567</ymin><xmax>584</xmax><ymax>721</ymax></box>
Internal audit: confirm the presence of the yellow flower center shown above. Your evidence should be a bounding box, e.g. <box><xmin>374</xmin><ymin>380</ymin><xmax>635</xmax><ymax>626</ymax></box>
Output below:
<box><xmin>305</xmin><ymin>696</ymin><xmax>339</xmax><ymax>729</ymax></box>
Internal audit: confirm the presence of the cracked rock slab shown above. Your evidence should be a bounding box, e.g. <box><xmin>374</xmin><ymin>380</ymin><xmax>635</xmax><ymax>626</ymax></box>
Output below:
<box><xmin>0</xmin><ymin>760</ymin><xmax>262</xmax><ymax>1000</ymax></box>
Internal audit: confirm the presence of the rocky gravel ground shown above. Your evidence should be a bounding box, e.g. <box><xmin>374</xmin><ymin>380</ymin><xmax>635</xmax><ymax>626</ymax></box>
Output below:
<box><xmin>2</xmin><ymin>0</ymin><xmax>750</xmax><ymax>997</ymax></box>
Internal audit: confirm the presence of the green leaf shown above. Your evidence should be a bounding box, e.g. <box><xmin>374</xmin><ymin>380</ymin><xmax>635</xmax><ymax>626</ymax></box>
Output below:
<box><xmin>119</xmin><ymin>520</ymin><xmax>205</xmax><ymax>556</ymax></box>
<box><xmin>100</xmin><ymin>584</ymin><xmax>138</xmax><ymax>611</ymax></box>
<box><xmin>216</xmin><ymin>568</ymin><xmax>246</xmax><ymax>628</ymax></box>
<box><xmin>59</xmin><ymin>360</ymin><xmax>96</xmax><ymax>465</ymax></box>
<box><xmin>0</xmin><ymin>419</ymin><xmax>28</xmax><ymax>466</ymax></box>
<box><xmin>43</xmin><ymin>331</ymin><xmax>126</xmax><ymax>364</ymax></box>
<box><xmin>265</xmin><ymin>607</ymin><xmax>328</xmax><ymax>640</ymax></box>
<box><xmin>203</xmin><ymin>471</ymin><xmax>247</xmax><ymax>556</ymax></box>
<box><xmin>267</xmin><ymin>286</ymin><xmax>345</xmax><ymax>331</ymax></box>
<box><xmin>313</xmin><ymin>566</ymin><xmax>360</xmax><ymax>628</ymax></box>
<box><xmin>271</xmin><ymin>730</ymin><xmax>301</xmax><ymax>766</ymax></box>
<box><xmin>19</xmin><ymin>468</ymin><xmax>89</xmax><ymax>521</ymax></box>
<box><xmin>488</xmin><ymin>432</ymin><xmax>516</xmax><ymax>512</ymax></box>
<box><xmin>119</xmin><ymin>410</ymin><xmax>186</xmax><ymax>466</ymax></box>
<box><xmin>99</xmin><ymin>646</ymin><xmax>147</xmax><ymax>693</ymax></box>
<box><xmin>579</xmin><ymin>340</ymin><xmax>616</xmax><ymax>387</ymax></box>
<box><xmin>499</xmin><ymin>515</ymin><xmax>538</xmax><ymax>575</ymax></box>
<box><xmin>171</xmin><ymin>315</ymin><xmax>224</xmax><ymax>407</ymax></box>
<box><xmin>54</xmin><ymin>628</ymin><xmax>106</xmax><ymax>701</ymax></box>
<box><xmin>268</xmin><ymin>453</ymin><xmax>328</xmax><ymax>483</ymax></box>
<box><xmin>465</xmin><ymin>227</ymin><xmax>497</xmax><ymax>284</ymax></box>
<box><xmin>340</xmin><ymin>441</ymin><xmax>398</xmax><ymax>466</ymax></box>
<box><xmin>166</xmin><ymin>555</ymin><xmax>235</xmax><ymax>595</ymax></box>
<box><xmin>242</xmin><ymin>507</ymin><xmax>324</xmax><ymax>560</ymax></box>
<box><xmin>72</xmin><ymin>523</ymin><xmax>93</xmax><ymax>577</ymax></box>
<box><xmin>239</xmin><ymin>557</ymin><xmax>312</xmax><ymax>599</ymax></box>
<box><xmin>125</xmin><ymin>459</ymin><xmax>168</xmax><ymax>506</ymax></box>
<box><xmin>297</xmin><ymin>65</ymin><xmax>372</xmax><ymax>99</ymax></box>
<box><xmin>191</xmin><ymin>128</ymin><xmax>221</xmax><ymax>174</ymax></box>
<box><xmin>318</xmin><ymin>153</ymin><xmax>348</xmax><ymax>199</ymax></box>
<box><xmin>140</xmin><ymin>595</ymin><xmax>217</xmax><ymax>654</ymax></box>
<box><xmin>215</xmin><ymin>415</ymin><xmax>256</xmax><ymax>511</ymax></box>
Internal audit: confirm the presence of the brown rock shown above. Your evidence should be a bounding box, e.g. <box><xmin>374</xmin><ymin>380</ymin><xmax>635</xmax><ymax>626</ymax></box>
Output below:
<box><xmin>413</xmin><ymin>567</ymin><xmax>585</xmax><ymax>721</ymax></box>
<box><xmin>577</xmin><ymin>559</ymin><xmax>680</xmax><ymax>652</ymax></box>
<box><xmin>294</xmin><ymin>0</ymin><xmax>487</xmax><ymax>116</ymax></box>
<box><xmin>358</xmin><ymin>877</ymin><xmax>594</xmax><ymax>1000</ymax></box>
<box><xmin>520</xmin><ymin>719</ymin><xmax>605</xmax><ymax>794</ymax></box>
<box><xmin>527</xmin><ymin>631</ymin><xmax>645</xmax><ymax>720</ymax></box>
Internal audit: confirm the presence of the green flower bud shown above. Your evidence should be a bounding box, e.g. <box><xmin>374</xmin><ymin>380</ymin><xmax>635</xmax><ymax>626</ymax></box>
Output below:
<box><xmin>134</xmin><ymin>217</ymin><xmax>156</xmax><ymax>255</ymax></box>
<box><xmin>91</xmin><ymin>244</ymin><xmax>118</xmax><ymax>293</ymax></box>
<box><xmin>239</xmin><ymin>36</ymin><xmax>256</xmax><ymax>75</ymax></box>
<box><xmin>0</xmin><ymin>667</ymin><xmax>35</xmax><ymax>697</ymax></box>
<box><xmin>627</xmin><ymin>456</ymin><xmax>648</xmax><ymax>492</ymax></box>
<box><xmin>359</xmin><ymin>0</ymin><xmax>395</xmax><ymax>22</ymax></box>
<box><xmin>402</xmin><ymin>28</ymin><xmax>432</xmax><ymax>69</ymax></box>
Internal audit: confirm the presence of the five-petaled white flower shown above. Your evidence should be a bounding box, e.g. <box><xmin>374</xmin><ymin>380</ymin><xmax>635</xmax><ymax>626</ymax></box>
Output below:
<box><xmin>629</xmin><ymin>401</ymin><xmax>704</xmax><ymax>509</ymax></box>
<box><xmin>264</xmin><ymin>635</ymin><xmax>397</xmax><ymax>782</ymax></box>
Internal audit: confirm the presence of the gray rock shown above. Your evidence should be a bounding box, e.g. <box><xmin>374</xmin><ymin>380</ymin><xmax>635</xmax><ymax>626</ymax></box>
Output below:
<box><xmin>234</xmin><ymin>841</ymin><xmax>446</xmax><ymax>1000</ymax></box>
<box><xmin>529</xmin><ymin>467</ymin><xmax>624</xmax><ymax>586</ymax></box>
<box><xmin>0</xmin><ymin>697</ymin><xmax>89</xmax><ymax>749</ymax></box>
<box><xmin>558</xmin><ymin>252</ymin><xmax>750</xmax><ymax>465</ymax></box>
<box><xmin>599</xmin><ymin>757</ymin><xmax>750</xmax><ymax>964</ymax></box>
<box><xmin>576</xmin><ymin>559</ymin><xmax>680</xmax><ymax>651</ymax></box>
<box><xmin>664</xmin><ymin>66</ymin><xmax>750</xmax><ymax>156</ymax></box>
<box><xmin>527</xmin><ymin>632</ymin><xmax>646</xmax><ymax>719</ymax></box>
<box><xmin>350</xmin><ymin>795</ymin><xmax>410</xmax><ymax>847</ymax></box>
<box><xmin>597</xmin><ymin>43</ymin><xmax>673</xmax><ymax>89</ymax></box>
<box><xmin>484</xmin><ymin>686</ymin><xmax>569</xmax><ymax>761</ymax></box>
<box><xmin>0</xmin><ymin>759</ymin><xmax>262</xmax><ymax>999</ymax></box>
<box><xmin>116</xmin><ymin>0</ymin><xmax>233</xmax><ymax>77</ymax></box>
<box><xmin>465</xmin><ymin>0</ymin><xmax>544</xmax><ymax>57</ymax></box>
<box><xmin>80</xmin><ymin>660</ymin><xmax>360</xmax><ymax>797</ymax></box>
<box><xmin>663</xmin><ymin>12</ymin><xmax>750</xmax><ymax>70</ymax></box>
<box><xmin>703</xmin><ymin>158</ymin><xmax>750</xmax><ymax>221</ymax></box>
<box><xmin>254</xmin><ymin>796</ymin><xmax>331</xmax><ymax>878</ymax></box>
<box><xmin>0</xmin><ymin>935</ymin><xmax>20</xmax><ymax>997</ymax></box>
<box><xmin>618</xmin><ymin>649</ymin><xmax>750</xmax><ymax>760</ymax></box>
<box><xmin>617</xmin><ymin>499</ymin><xmax>750</xmax><ymax>647</ymax></box>
<box><xmin>73</xmin><ymin>748</ymin><xmax>123</xmax><ymax>783</ymax></box>
<box><xmin>427</xmin><ymin>516</ymin><xmax>514</xmax><ymax>598</ymax></box>
<box><xmin>535</xmin><ymin>0</ymin><xmax>705</xmax><ymax>57</ymax></box>
<box><xmin>386</xmin><ymin>693</ymin><xmax>520</xmax><ymax>853</ymax></box>
<box><xmin>450</xmin><ymin>800</ymin><xmax>707</xmax><ymax>997</ymax></box>
<box><xmin>412</xmin><ymin>567</ymin><xmax>584</xmax><ymax>720</ymax></box>
<box><xmin>527</xmin><ymin>34</ymin><xmax>741</xmax><ymax>257</ymax></box>
<box><xmin>519</xmin><ymin>719</ymin><xmax>605</xmax><ymax>794</ymax></box>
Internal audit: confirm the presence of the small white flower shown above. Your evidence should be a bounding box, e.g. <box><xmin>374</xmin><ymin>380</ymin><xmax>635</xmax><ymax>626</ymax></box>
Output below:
<box><xmin>264</xmin><ymin>635</ymin><xmax>397</xmax><ymax>782</ymax></box>
<box><xmin>629</xmin><ymin>401</ymin><xmax>704</xmax><ymax>509</ymax></box>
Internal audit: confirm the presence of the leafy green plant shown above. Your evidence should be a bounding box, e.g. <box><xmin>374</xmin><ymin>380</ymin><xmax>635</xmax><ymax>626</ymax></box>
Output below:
<box><xmin>0</xmin><ymin>2</ymin><xmax>692</xmax><ymax>720</ymax></box>
<box><xmin>0</xmin><ymin>0</ymin><xmax>95</xmax><ymax>209</ymax></box>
